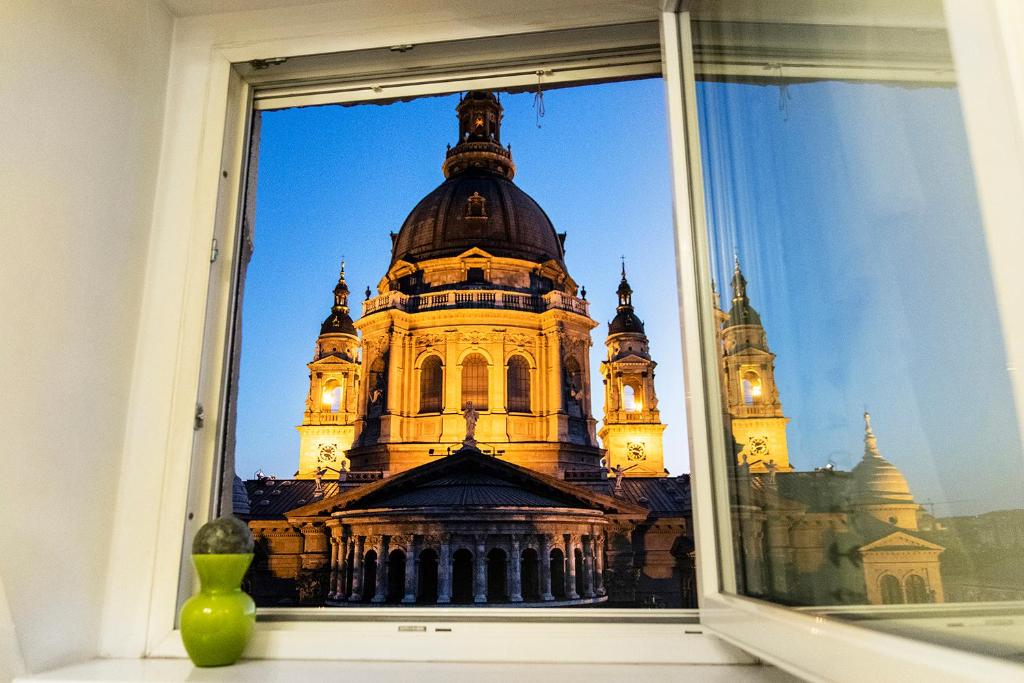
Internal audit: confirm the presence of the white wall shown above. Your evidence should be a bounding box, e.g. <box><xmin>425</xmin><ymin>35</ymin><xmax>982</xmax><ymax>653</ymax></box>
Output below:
<box><xmin>0</xmin><ymin>0</ymin><xmax>173</xmax><ymax>675</ymax></box>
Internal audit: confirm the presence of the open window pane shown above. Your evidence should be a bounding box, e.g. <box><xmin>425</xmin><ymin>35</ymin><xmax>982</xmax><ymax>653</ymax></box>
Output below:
<box><xmin>691</xmin><ymin>5</ymin><xmax>1024</xmax><ymax>660</ymax></box>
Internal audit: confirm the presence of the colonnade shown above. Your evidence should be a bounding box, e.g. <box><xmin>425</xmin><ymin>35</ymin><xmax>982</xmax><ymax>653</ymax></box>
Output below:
<box><xmin>326</xmin><ymin>531</ymin><xmax>607</xmax><ymax>605</ymax></box>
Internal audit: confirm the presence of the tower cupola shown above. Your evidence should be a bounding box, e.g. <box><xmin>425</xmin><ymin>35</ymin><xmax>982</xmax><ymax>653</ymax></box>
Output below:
<box><xmin>442</xmin><ymin>91</ymin><xmax>516</xmax><ymax>180</ymax></box>
<box><xmin>320</xmin><ymin>260</ymin><xmax>357</xmax><ymax>338</ymax></box>
<box><xmin>728</xmin><ymin>256</ymin><xmax>762</xmax><ymax>328</ymax></box>
<box><xmin>609</xmin><ymin>262</ymin><xmax>645</xmax><ymax>335</ymax></box>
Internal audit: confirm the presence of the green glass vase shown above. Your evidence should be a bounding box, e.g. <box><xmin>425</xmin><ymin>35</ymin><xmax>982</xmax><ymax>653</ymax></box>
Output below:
<box><xmin>180</xmin><ymin>553</ymin><xmax>256</xmax><ymax>667</ymax></box>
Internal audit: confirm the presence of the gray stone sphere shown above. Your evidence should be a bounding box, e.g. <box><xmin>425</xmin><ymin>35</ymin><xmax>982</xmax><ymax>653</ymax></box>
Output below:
<box><xmin>192</xmin><ymin>515</ymin><xmax>254</xmax><ymax>554</ymax></box>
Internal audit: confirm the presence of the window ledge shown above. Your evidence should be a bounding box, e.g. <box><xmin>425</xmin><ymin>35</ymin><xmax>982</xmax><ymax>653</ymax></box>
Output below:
<box><xmin>18</xmin><ymin>658</ymin><xmax>796</xmax><ymax>682</ymax></box>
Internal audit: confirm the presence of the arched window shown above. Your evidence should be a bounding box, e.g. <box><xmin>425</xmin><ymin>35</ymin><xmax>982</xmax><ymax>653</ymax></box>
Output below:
<box><xmin>322</xmin><ymin>379</ymin><xmax>342</xmax><ymax>413</ymax></box>
<box><xmin>880</xmin><ymin>574</ymin><xmax>904</xmax><ymax>604</ymax></box>
<box><xmin>904</xmin><ymin>574</ymin><xmax>930</xmax><ymax>603</ymax></box>
<box><xmin>461</xmin><ymin>353</ymin><xmax>489</xmax><ymax>410</ymax></box>
<box><xmin>506</xmin><ymin>356</ymin><xmax>531</xmax><ymax>412</ymax></box>
<box><xmin>742</xmin><ymin>370</ymin><xmax>762</xmax><ymax>405</ymax></box>
<box><xmin>419</xmin><ymin>355</ymin><xmax>443</xmax><ymax>413</ymax></box>
<box><xmin>622</xmin><ymin>384</ymin><xmax>639</xmax><ymax>412</ymax></box>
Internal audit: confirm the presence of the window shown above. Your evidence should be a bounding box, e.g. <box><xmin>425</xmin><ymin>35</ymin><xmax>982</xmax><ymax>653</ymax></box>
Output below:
<box><xmin>419</xmin><ymin>356</ymin><xmax>443</xmax><ymax>413</ymax></box>
<box><xmin>682</xmin><ymin>3</ymin><xmax>1024</xmax><ymax>668</ymax></box>
<box><xmin>322</xmin><ymin>380</ymin><xmax>342</xmax><ymax>413</ymax></box>
<box><xmin>140</xmin><ymin>3</ymin><xmax>1024</xmax><ymax>679</ymax></box>
<box><xmin>622</xmin><ymin>384</ymin><xmax>638</xmax><ymax>412</ymax></box>
<box><xmin>880</xmin><ymin>575</ymin><xmax>904</xmax><ymax>605</ymax></box>
<box><xmin>506</xmin><ymin>355</ymin><xmax>530</xmax><ymax>412</ymax></box>
<box><xmin>461</xmin><ymin>353</ymin><xmax>489</xmax><ymax>411</ymax></box>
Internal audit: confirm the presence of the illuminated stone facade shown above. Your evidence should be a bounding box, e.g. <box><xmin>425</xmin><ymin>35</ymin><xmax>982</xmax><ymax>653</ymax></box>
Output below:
<box><xmin>599</xmin><ymin>264</ymin><xmax>667</xmax><ymax>477</ymax></box>
<box><xmin>296</xmin><ymin>263</ymin><xmax>359</xmax><ymax>477</ymax></box>
<box><xmin>715</xmin><ymin>258</ymin><xmax>792</xmax><ymax>473</ymax></box>
<box><xmin>242</xmin><ymin>92</ymin><xmax>694</xmax><ymax>609</ymax></box>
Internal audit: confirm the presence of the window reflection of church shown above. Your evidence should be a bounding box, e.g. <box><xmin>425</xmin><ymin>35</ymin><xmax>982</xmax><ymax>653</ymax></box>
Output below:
<box><xmin>237</xmin><ymin>91</ymin><xmax>945</xmax><ymax>609</ymax></box>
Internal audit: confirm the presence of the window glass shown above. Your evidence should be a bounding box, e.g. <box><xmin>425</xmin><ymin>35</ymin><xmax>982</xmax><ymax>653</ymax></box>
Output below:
<box><xmin>694</xmin><ymin>10</ymin><xmax>1024</xmax><ymax>658</ymax></box>
<box><xmin>506</xmin><ymin>355</ymin><xmax>530</xmax><ymax>413</ymax></box>
<box><xmin>461</xmin><ymin>353</ymin><xmax>489</xmax><ymax>412</ymax></box>
<box><xmin>419</xmin><ymin>355</ymin><xmax>443</xmax><ymax>413</ymax></box>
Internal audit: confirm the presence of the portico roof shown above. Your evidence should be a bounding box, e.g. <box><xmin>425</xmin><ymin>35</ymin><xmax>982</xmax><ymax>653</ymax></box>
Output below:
<box><xmin>285</xmin><ymin>443</ymin><xmax>648</xmax><ymax>519</ymax></box>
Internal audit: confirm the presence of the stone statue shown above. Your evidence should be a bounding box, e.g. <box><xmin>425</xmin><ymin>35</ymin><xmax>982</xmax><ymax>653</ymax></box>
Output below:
<box><xmin>462</xmin><ymin>401</ymin><xmax>479</xmax><ymax>444</ymax></box>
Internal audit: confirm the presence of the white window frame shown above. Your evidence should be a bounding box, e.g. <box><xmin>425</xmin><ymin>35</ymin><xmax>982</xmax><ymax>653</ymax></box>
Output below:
<box><xmin>99</xmin><ymin>2</ymin><xmax>1024</xmax><ymax>679</ymax></box>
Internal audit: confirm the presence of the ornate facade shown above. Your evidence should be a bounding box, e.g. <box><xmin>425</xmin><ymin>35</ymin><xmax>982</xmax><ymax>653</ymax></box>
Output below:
<box><xmin>599</xmin><ymin>264</ymin><xmax>667</xmax><ymax>476</ymax></box>
<box><xmin>296</xmin><ymin>263</ymin><xmax>360</xmax><ymax>477</ymax></box>
<box><xmin>715</xmin><ymin>258</ymin><xmax>792</xmax><ymax>473</ymax></box>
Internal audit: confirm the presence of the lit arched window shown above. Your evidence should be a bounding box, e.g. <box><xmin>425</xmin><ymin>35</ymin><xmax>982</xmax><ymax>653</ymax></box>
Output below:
<box><xmin>506</xmin><ymin>356</ymin><xmax>531</xmax><ymax>413</ymax></box>
<box><xmin>622</xmin><ymin>384</ymin><xmax>639</xmax><ymax>412</ymax></box>
<box><xmin>904</xmin><ymin>575</ymin><xmax>930</xmax><ymax>603</ymax></box>
<box><xmin>461</xmin><ymin>353</ymin><xmax>488</xmax><ymax>410</ymax></box>
<box><xmin>742</xmin><ymin>370</ymin><xmax>762</xmax><ymax>405</ymax></box>
<box><xmin>419</xmin><ymin>356</ymin><xmax>443</xmax><ymax>413</ymax></box>
<box><xmin>880</xmin><ymin>574</ymin><xmax>904</xmax><ymax>604</ymax></box>
<box><xmin>322</xmin><ymin>379</ymin><xmax>342</xmax><ymax>413</ymax></box>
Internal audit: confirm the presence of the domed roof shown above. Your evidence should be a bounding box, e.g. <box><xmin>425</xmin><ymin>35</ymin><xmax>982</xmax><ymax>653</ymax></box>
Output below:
<box><xmin>608</xmin><ymin>265</ymin><xmax>645</xmax><ymax>335</ymax></box>
<box><xmin>851</xmin><ymin>413</ymin><xmax>914</xmax><ymax>504</ymax></box>
<box><xmin>389</xmin><ymin>91</ymin><xmax>565</xmax><ymax>266</ymax></box>
<box><xmin>391</xmin><ymin>168</ymin><xmax>565</xmax><ymax>265</ymax></box>
<box><xmin>727</xmin><ymin>257</ymin><xmax>762</xmax><ymax>327</ymax></box>
<box><xmin>320</xmin><ymin>262</ymin><xmax>357</xmax><ymax>336</ymax></box>
<box><xmin>609</xmin><ymin>310</ymin><xmax>645</xmax><ymax>335</ymax></box>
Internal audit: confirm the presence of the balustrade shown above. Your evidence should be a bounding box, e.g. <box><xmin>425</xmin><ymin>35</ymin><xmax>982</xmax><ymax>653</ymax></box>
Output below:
<box><xmin>361</xmin><ymin>287</ymin><xmax>588</xmax><ymax>316</ymax></box>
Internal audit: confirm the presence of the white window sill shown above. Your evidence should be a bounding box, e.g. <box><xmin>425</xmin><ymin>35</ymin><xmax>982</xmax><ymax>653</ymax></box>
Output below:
<box><xmin>17</xmin><ymin>658</ymin><xmax>797</xmax><ymax>683</ymax></box>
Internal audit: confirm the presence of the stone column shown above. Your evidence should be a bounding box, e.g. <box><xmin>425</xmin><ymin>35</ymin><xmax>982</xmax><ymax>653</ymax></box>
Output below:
<box><xmin>595</xmin><ymin>533</ymin><xmax>606</xmax><ymax>596</ymax></box>
<box><xmin>348</xmin><ymin>536</ymin><xmax>364</xmax><ymax>602</ymax></box>
<box><xmin>565</xmin><ymin>534</ymin><xmax>579</xmax><ymax>599</ymax></box>
<box><xmin>473</xmin><ymin>535</ymin><xmax>488</xmax><ymax>603</ymax></box>
<box><xmin>438</xmin><ymin>535</ymin><xmax>452</xmax><ymax>604</ymax></box>
<box><xmin>509</xmin><ymin>535</ymin><xmax>523</xmax><ymax>602</ymax></box>
<box><xmin>327</xmin><ymin>536</ymin><xmax>339</xmax><ymax>600</ymax></box>
<box><xmin>372</xmin><ymin>535</ymin><xmax>389</xmax><ymax>603</ymax></box>
<box><xmin>540</xmin><ymin>534</ymin><xmax>554</xmax><ymax>601</ymax></box>
<box><xmin>403</xmin><ymin>536</ymin><xmax>418</xmax><ymax>604</ymax></box>
<box><xmin>336</xmin><ymin>535</ymin><xmax>350</xmax><ymax>601</ymax></box>
<box><xmin>582</xmin><ymin>536</ymin><xmax>596</xmax><ymax>598</ymax></box>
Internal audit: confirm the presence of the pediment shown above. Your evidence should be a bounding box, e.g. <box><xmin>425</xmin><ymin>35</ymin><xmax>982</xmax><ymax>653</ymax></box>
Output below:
<box><xmin>457</xmin><ymin>246</ymin><xmax>496</xmax><ymax>260</ymax></box>
<box><xmin>613</xmin><ymin>354</ymin><xmax>650</xmax><ymax>365</ymax></box>
<box><xmin>286</xmin><ymin>445</ymin><xmax>647</xmax><ymax>518</ymax></box>
<box><xmin>308</xmin><ymin>354</ymin><xmax>353</xmax><ymax>367</ymax></box>
<box><xmin>858</xmin><ymin>530</ymin><xmax>945</xmax><ymax>554</ymax></box>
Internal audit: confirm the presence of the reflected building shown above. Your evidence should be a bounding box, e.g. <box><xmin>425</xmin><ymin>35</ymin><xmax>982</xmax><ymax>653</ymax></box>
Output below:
<box><xmin>719</xmin><ymin>270</ymin><xmax>946</xmax><ymax>606</ymax></box>
<box><xmin>240</xmin><ymin>92</ymin><xmax>694</xmax><ymax>608</ymax></box>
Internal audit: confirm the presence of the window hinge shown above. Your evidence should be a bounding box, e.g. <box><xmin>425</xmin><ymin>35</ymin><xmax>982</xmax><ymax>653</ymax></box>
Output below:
<box><xmin>210</xmin><ymin>237</ymin><xmax>219</xmax><ymax>263</ymax></box>
<box><xmin>194</xmin><ymin>403</ymin><xmax>205</xmax><ymax>430</ymax></box>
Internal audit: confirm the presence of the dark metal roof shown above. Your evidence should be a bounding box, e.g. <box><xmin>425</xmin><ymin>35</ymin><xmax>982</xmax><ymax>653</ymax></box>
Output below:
<box><xmin>241</xmin><ymin>479</ymin><xmax>362</xmax><ymax>519</ymax></box>
<box><xmin>609</xmin><ymin>310</ymin><xmax>645</xmax><ymax>335</ymax></box>
<box><xmin>390</xmin><ymin>167</ymin><xmax>565</xmax><ymax>266</ymax></box>
<box><xmin>578</xmin><ymin>475</ymin><xmax>691</xmax><ymax>516</ymax></box>
<box><xmin>358</xmin><ymin>471</ymin><xmax>575</xmax><ymax>509</ymax></box>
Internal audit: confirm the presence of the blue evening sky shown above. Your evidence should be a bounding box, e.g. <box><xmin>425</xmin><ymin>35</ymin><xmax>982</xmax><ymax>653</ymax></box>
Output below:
<box><xmin>236</xmin><ymin>77</ymin><xmax>1022</xmax><ymax>516</ymax></box>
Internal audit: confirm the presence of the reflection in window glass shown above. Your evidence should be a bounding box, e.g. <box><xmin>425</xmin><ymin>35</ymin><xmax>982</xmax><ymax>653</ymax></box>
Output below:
<box><xmin>696</xmin><ymin>17</ymin><xmax>1024</xmax><ymax>659</ymax></box>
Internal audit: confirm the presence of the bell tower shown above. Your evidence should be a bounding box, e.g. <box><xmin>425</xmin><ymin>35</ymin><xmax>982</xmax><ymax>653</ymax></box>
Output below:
<box><xmin>719</xmin><ymin>257</ymin><xmax>791</xmax><ymax>472</ymax></box>
<box><xmin>296</xmin><ymin>261</ymin><xmax>361</xmax><ymax>478</ymax></box>
<box><xmin>599</xmin><ymin>263</ymin><xmax>667</xmax><ymax>477</ymax></box>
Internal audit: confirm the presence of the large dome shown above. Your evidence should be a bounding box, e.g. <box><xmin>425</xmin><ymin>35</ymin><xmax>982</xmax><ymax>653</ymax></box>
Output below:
<box><xmin>851</xmin><ymin>413</ymin><xmax>914</xmax><ymax>505</ymax></box>
<box><xmin>391</xmin><ymin>168</ymin><xmax>564</xmax><ymax>265</ymax></box>
<box><xmin>389</xmin><ymin>91</ymin><xmax>565</xmax><ymax>267</ymax></box>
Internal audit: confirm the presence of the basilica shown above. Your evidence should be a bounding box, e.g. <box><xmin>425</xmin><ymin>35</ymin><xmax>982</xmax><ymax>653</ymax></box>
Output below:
<box><xmin>238</xmin><ymin>91</ymin><xmax>945</xmax><ymax>610</ymax></box>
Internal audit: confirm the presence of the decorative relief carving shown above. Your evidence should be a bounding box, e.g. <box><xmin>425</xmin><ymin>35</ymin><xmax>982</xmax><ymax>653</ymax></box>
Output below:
<box><xmin>415</xmin><ymin>333</ymin><xmax>448</xmax><ymax>347</ymax></box>
<box><xmin>505</xmin><ymin>331</ymin><xmax>532</xmax><ymax>348</ymax></box>
<box><xmin>459</xmin><ymin>330</ymin><xmax>502</xmax><ymax>345</ymax></box>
